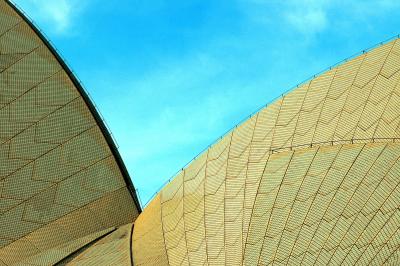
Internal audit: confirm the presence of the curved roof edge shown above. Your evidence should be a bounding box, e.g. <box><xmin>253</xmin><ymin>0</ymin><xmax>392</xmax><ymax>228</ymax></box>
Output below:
<box><xmin>5</xmin><ymin>0</ymin><xmax>142</xmax><ymax>213</ymax></box>
<box><xmin>143</xmin><ymin>33</ymin><xmax>400</xmax><ymax>207</ymax></box>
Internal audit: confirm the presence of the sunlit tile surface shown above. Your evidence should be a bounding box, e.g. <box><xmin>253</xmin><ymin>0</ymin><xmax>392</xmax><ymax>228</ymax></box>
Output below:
<box><xmin>133</xmin><ymin>38</ymin><xmax>400</xmax><ymax>266</ymax></box>
<box><xmin>1</xmin><ymin>0</ymin><xmax>400</xmax><ymax>265</ymax></box>
<box><xmin>0</xmin><ymin>1</ymin><xmax>140</xmax><ymax>265</ymax></box>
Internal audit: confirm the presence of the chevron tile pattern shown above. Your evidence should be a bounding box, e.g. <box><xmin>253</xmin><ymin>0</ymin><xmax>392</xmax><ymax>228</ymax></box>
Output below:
<box><xmin>132</xmin><ymin>38</ymin><xmax>400</xmax><ymax>265</ymax></box>
<box><xmin>1</xmin><ymin>0</ymin><xmax>400</xmax><ymax>265</ymax></box>
<box><xmin>0</xmin><ymin>1</ymin><xmax>140</xmax><ymax>265</ymax></box>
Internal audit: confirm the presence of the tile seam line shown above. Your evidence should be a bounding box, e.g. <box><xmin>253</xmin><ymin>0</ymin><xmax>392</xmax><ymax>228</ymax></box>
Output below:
<box><xmin>4</xmin><ymin>0</ymin><xmax>142</xmax><ymax>212</ymax></box>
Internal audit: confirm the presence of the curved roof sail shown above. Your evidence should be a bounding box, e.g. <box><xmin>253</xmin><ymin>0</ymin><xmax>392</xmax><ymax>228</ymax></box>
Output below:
<box><xmin>132</xmin><ymin>37</ymin><xmax>400</xmax><ymax>265</ymax></box>
<box><xmin>0</xmin><ymin>0</ymin><xmax>140</xmax><ymax>264</ymax></box>
<box><xmin>1</xmin><ymin>0</ymin><xmax>400</xmax><ymax>265</ymax></box>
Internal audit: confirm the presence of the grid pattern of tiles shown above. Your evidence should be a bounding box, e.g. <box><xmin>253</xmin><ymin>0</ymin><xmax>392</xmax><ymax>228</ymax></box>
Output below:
<box><xmin>0</xmin><ymin>1</ymin><xmax>139</xmax><ymax>265</ymax></box>
<box><xmin>132</xmin><ymin>37</ymin><xmax>400</xmax><ymax>265</ymax></box>
<box><xmin>2</xmin><ymin>0</ymin><xmax>400</xmax><ymax>264</ymax></box>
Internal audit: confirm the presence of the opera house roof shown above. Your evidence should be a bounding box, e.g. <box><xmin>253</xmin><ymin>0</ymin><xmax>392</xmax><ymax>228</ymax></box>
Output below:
<box><xmin>0</xmin><ymin>0</ymin><xmax>399</xmax><ymax>265</ymax></box>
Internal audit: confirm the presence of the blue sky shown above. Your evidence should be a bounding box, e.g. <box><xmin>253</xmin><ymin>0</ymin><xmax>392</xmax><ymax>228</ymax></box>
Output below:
<box><xmin>13</xmin><ymin>0</ymin><xmax>400</xmax><ymax>206</ymax></box>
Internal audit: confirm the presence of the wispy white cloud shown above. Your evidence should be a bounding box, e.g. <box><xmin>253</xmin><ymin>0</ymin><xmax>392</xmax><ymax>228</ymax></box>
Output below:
<box><xmin>240</xmin><ymin>0</ymin><xmax>330</xmax><ymax>36</ymax></box>
<box><xmin>284</xmin><ymin>0</ymin><xmax>329</xmax><ymax>35</ymax></box>
<box><xmin>241</xmin><ymin>0</ymin><xmax>400</xmax><ymax>37</ymax></box>
<box><xmin>12</xmin><ymin>0</ymin><xmax>87</xmax><ymax>34</ymax></box>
